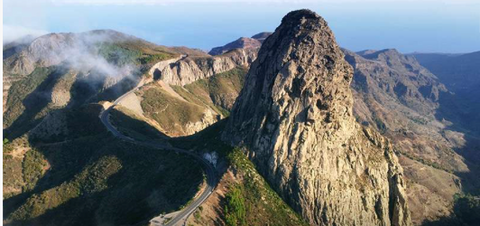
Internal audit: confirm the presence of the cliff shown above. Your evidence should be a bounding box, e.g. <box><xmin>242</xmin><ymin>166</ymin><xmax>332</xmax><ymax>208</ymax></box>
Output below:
<box><xmin>222</xmin><ymin>9</ymin><xmax>411</xmax><ymax>226</ymax></box>
<box><xmin>153</xmin><ymin>48</ymin><xmax>257</xmax><ymax>86</ymax></box>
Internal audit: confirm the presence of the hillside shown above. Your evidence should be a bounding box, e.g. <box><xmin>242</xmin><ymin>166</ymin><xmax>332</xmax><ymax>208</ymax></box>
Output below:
<box><xmin>4</xmin><ymin>129</ymin><xmax>204</xmax><ymax>226</ymax></box>
<box><xmin>344</xmin><ymin>49</ymin><xmax>470</xmax><ymax>224</ymax></box>
<box><xmin>412</xmin><ymin>52</ymin><xmax>480</xmax><ymax>135</ymax></box>
<box><xmin>3</xmin><ymin>28</ymin><xmax>302</xmax><ymax>226</ymax></box>
<box><xmin>3</xmin><ymin>30</ymin><xmax>181</xmax><ymax>140</ymax></box>
<box><xmin>208</xmin><ymin>32</ymin><xmax>271</xmax><ymax>56</ymax></box>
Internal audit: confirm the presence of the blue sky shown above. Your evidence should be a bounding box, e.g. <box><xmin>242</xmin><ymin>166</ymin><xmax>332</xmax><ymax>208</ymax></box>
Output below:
<box><xmin>3</xmin><ymin>0</ymin><xmax>480</xmax><ymax>53</ymax></box>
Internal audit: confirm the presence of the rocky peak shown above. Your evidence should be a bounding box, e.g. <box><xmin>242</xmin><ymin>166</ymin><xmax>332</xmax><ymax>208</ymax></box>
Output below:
<box><xmin>251</xmin><ymin>32</ymin><xmax>272</xmax><ymax>42</ymax></box>
<box><xmin>223</xmin><ymin>9</ymin><xmax>411</xmax><ymax>225</ymax></box>
<box><xmin>208</xmin><ymin>37</ymin><xmax>261</xmax><ymax>56</ymax></box>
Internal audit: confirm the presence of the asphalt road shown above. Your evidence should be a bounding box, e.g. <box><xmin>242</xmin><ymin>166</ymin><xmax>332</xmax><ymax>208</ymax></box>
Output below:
<box><xmin>99</xmin><ymin>56</ymin><xmax>217</xmax><ymax>226</ymax></box>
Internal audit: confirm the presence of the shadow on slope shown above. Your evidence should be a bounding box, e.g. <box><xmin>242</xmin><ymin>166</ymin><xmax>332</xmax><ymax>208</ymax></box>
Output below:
<box><xmin>422</xmin><ymin>194</ymin><xmax>480</xmax><ymax>226</ymax></box>
<box><xmin>4</xmin><ymin>66</ymin><xmax>67</xmax><ymax>140</ymax></box>
<box><xmin>3</xmin><ymin>106</ymin><xmax>204</xmax><ymax>226</ymax></box>
<box><xmin>434</xmin><ymin>91</ymin><xmax>480</xmax><ymax>192</ymax></box>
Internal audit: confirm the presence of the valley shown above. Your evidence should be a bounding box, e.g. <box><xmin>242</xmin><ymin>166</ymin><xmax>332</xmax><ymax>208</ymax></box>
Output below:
<box><xmin>3</xmin><ymin>9</ymin><xmax>480</xmax><ymax>226</ymax></box>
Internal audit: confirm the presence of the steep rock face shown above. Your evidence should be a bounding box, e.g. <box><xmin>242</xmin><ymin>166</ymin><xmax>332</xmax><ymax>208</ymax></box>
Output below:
<box><xmin>223</xmin><ymin>9</ymin><xmax>411</xmax><ymax>225</ymax></box>
<box><xmin>155</xmin><ymin>48</ymin><xmax>256</xmax><ymax>86</ymax></box>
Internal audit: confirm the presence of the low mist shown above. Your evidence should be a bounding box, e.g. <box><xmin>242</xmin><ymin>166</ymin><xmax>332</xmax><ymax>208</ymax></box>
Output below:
<box><xmin>26</xmin><ymin>30</ymin><xmax>140</xmax><ymax>79</ymax></box>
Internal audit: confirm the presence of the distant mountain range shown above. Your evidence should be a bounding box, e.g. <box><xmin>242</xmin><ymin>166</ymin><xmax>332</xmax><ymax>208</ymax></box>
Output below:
<box><xmin>3</xmin><ymin>10</ymin><xmax>480</xmax><ymax>226</ymax></box>
<box><xmin>208</xmin><ymin>32</ymin><xmax>272</xmax><ymax>55</ymax></box>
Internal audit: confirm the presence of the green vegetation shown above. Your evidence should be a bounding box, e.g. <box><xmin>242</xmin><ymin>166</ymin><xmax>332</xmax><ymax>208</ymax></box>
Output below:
<box><xmin>4</xmin><ymin>66</ymin><xmax>79</xmax><ymax>140</ymax></box>
<box><xmin>3</xmin><ymin>148</ymin><xmax>24</xmax><ymax>198</ymax></box>
<box><xmin>224</xmin><ymin>185</ymin><xmax>247</xmax><ymax>226</ymax></box>
<box><xmin>22</xmin><ymin>149</ymin><xmax>47</xmax><ymax>192</ymax></box>
<box><xmin>184</xmin><ymin>67</ymin><xmax>246</xmax><ymax>99</ymax></box>
<box><xmin>225</xmin><ymin>148</ymin><xmax>308</xmax><ymax>226</ymax></box>
<box><xmin>423</xmin><ymin>193</ymin><xmax>480</xmax><ymax>226</ymax></box>
<box><xmin>4</xmin><ymin>103</ymin><xmax>204</xmax><ymax>225</ymax></box>
<box><xmin>399</xmin><ymin>150</ymin><xmax>453</xmax><ymax>173</ymax></box>
<box><xmin>172</xmin><ymin>122</ymin><xmax>306</xmax><ymax>226</ymax></box>
<box><xmin>96</xmin><ymin>41</ymin><xmax>175</xmax><ymax>69</ymax></box>
<box><xmin>453</xmin><ymin>193</ymin><xmax>480</xmax><ymax>225</ymax></box>
<box><xmin>4</xmin><ymin>67</ymin><xmax>53</xmax><ymax>128</ymax></box>
<box><xmin>372</xmin><ymin>113</ymin><xmax>387</xmax><ymax>134</ymax></box>
<box><xmin>110</xmin><ymin>105</ymin><xmax>166</xmax><ymax>141</ymax></box>
<box><xmin>138</xmin><ymin>54</ymin><xmax>172</xmax><ymax>65</ymax></box>
<box><xmin>27</xmin><ymin>104</ymin><xmax>106</xmax><ymax>144</ymax></box>
<box><xmin>176</xmin><ymin>67</ymin><xmax>247</xmax><ymax>116</ymax></box>
<box><xmin>4</xmin><ymin>138</ymin><xmax>13</xmax><ymax>153</ymax></box>
<box><xmin>98</xmin><ymin>43</ymin><xmax>141</xmax><ymax>66</ymax></box>
<box><xmin>10</xmin><ymin>155</ymin><xmax>122</xmax><ymax>220</ymax></box>
<box><xmin>4</xmin><ymin>135</ymin><xmax>204</xmax><ymax>226</ymax></box>
<box><xmin>141</xmin><ymin>85</ymin><xmax>205</xmax><ymax>135</ymax></box>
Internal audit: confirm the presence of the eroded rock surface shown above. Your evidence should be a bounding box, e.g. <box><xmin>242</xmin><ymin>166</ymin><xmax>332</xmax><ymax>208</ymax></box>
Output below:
<box><xmin>223</xmin><ymin>9</ymin><xmax>411</xmax><ymax>226</ymax></box>
<box><xmin>155</xmin><ymin>49</ymin><xmax>256</xmax><ymax>86</ymax></box>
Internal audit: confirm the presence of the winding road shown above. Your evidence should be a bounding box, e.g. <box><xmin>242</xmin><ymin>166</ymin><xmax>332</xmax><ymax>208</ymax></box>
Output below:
<box><xmin>99</xmin><ymin>55</ymin><xmax>217</xmax><ymax>226</ymax></box>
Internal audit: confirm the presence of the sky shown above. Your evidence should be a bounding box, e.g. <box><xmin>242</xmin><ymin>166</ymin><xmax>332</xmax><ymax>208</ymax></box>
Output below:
<box><xmin>3</xmin><ymin>0</ymin><xmax>480</xmax><ymax>53</ymax></box>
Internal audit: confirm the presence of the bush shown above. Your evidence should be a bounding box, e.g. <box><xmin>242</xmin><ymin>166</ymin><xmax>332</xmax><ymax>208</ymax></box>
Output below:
<box><xmin>224</xmin><ymin>185</ymin><xmax>247</xmax><ymax>226</ymax></box>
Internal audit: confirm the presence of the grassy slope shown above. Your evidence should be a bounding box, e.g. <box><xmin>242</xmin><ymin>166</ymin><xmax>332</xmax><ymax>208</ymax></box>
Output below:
<box><xmin>173</xmin><ymin>66</ymin><xmax>247</xmax><ymax>116</ymax></box>
<box><xmin>140</xmin><ymin>84</ymin><xmax>206</xmax><ymax>136</ymax></box>
<box><xmin>99</xmin><ymin>67</ymin><xmax>247</xmax><ymax>138</ymax></box>
<box><xmin>224</xmin><ymin>148</ymin><xmax>308</xmax><ymax>226</ymax></box>
<box><xmin>177</xmin><ymin>121</ymin><xmax>307</xmax><ymax>226</ymax></box>
<box><xmin>110</xmin><ymin>105</ymin><xmax>167</xmax><ymax>141</ymax></box>
<box><xmin>97</xmin><ymin>40</ymin><xmax>177</xmax><ymax>74</ymax></box>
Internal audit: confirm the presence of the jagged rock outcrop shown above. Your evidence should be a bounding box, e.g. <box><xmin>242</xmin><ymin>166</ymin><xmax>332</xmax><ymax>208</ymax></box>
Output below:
<box><xmin>222</xmin><ymin>9</ymin><xmax>411</xmax><ymax>226</ymax></box>
<box><xmin>155</xmin><ymin>48</ymin><xmax>256</xmax><ymax>86</ymax></box>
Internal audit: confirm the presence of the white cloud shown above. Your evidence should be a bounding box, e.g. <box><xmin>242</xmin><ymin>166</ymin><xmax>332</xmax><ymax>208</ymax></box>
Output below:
<box><xmin>3</xmin><ymin>25</ymin><xmax>49</xmax><ymax>44</ymax></box>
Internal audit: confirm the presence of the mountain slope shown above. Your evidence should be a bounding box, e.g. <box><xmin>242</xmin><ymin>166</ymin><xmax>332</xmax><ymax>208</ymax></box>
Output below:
<box><xmin>412</xmin><ymin>51</ymin><xmax>480</xmax><ymax>134</ymax></box>
<box><xmin>345</xmin><ymin>49</ymin><xmax>468</xmax><ymax>224</ymax></box>
<box><xmin>208</xmin><ymin>32</ymin><xmax>271</xmax><ymax>56</ymax></box>
<box><xmin>3</xmin><ymin>30</ymin><xmax>181</xmax><ymax>140</ymax></box>
<box><xmin>222</xmin><ymin>9</ymin><xmax>411</xmax><ymax>225</ymax></box>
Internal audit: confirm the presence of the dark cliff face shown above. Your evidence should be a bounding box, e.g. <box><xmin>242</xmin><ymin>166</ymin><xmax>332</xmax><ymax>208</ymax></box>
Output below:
<box><xmin>222</xmin><ymin>9</ymin><xmax>411</xmax><ymax>226</ymax></box>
